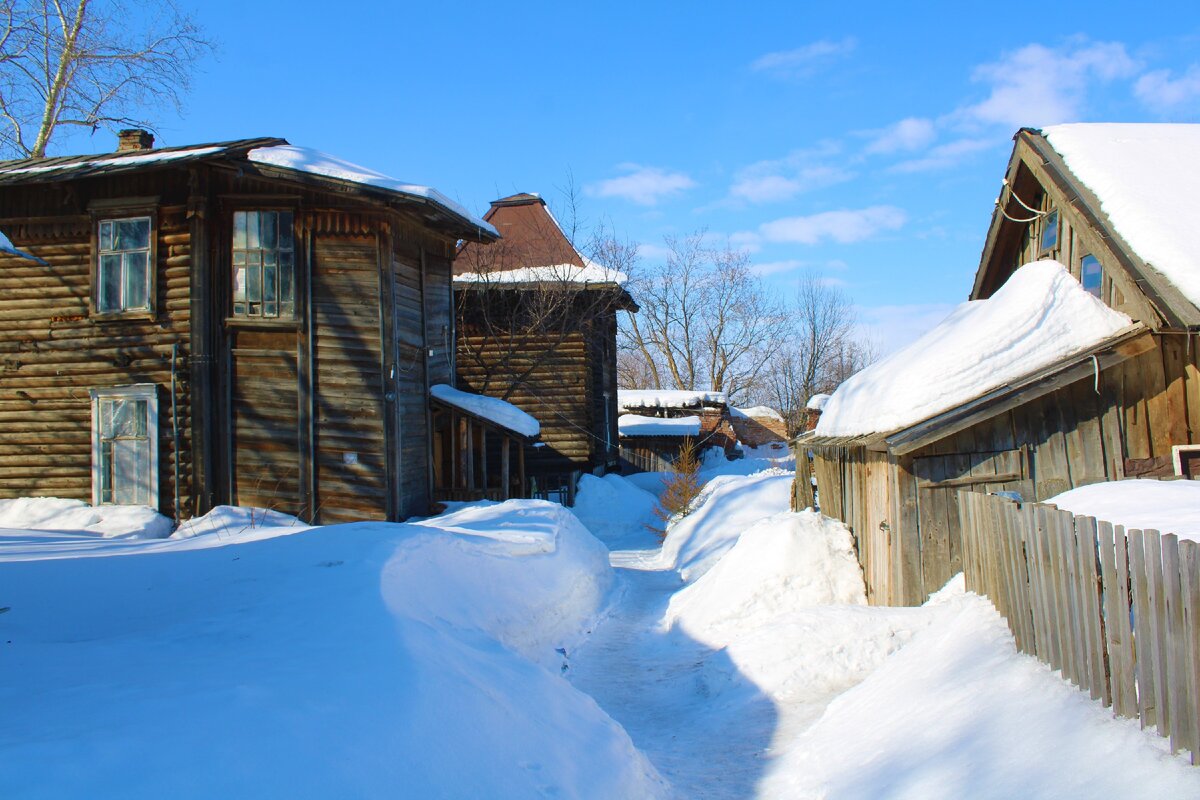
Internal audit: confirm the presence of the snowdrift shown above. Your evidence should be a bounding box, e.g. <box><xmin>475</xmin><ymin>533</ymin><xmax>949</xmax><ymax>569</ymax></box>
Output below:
<box><xmin>0</xmin><ymin>500</ymin><xmax>666</xmax><ymax>799</ymax></box>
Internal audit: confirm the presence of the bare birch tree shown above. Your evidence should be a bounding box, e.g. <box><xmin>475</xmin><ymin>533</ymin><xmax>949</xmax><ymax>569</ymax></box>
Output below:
<box><xmin>0</xmin><ymin>0</ymin><xmax>212</xmax><ymax>158</ymax></box>
<box><xmin>618</xmin><ymin>232</ymin><xmax>786</xmax><ymax>405</ymax></box>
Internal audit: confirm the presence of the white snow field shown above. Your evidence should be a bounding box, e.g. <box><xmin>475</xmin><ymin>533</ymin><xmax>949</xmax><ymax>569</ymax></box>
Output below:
<box><xmin>3</xmin><ymin>461</ymin><xmax>1199</xmax><ymax>798</ymax></box>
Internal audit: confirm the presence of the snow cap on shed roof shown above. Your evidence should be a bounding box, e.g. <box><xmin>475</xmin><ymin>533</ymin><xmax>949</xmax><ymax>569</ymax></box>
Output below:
<box><xmin>618</xmin><ymin>389</ymin><xmax>727</xmax><ymax>411</ymax></box>
<box><xmin>814</xmin><ymin>260</ymin><xmax>1134</xmax><ymax>440</ymax></box>
<box><xmin>430</xmin><ymin>384</ymin><xmax>540</xmax><ymax>438</ymax></box>
<box><xmin>618</xmin><ymin>414</ymin><xmax>702</xmax><ymax>438</ymax></box>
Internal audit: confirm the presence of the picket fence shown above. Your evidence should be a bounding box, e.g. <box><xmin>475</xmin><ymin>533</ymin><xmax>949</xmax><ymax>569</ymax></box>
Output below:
<box><xmin>956</xmin><ymin>490</ymin><xmax>1200</xmax><ymax>764</ymax></box>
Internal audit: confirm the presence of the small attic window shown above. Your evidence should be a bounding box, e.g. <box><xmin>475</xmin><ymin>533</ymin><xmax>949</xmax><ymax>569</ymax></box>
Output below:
<box><xmin>1039</xmin><ymin>210</ymin><xmax>1059</xmax><ymax>254</ymax></box>
<box><xmin>1080</xmin><ymin>254</ymin><xmax>1103</xmax><ymax>298</ymax></box>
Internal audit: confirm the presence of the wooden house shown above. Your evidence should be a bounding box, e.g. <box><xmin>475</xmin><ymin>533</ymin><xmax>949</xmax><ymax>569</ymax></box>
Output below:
<box><xmin>799</xmin><ymin>124</ymin><xmax>1200</xmax><ymax>606</ymax></box>
<box><xmin>0</xmin><ymin>131</ymin><xmax>498</xmax><ymax>524</ymax></box>
<box><xmin>453</xmin><ymin>193</ymin><xmax>634</xmax><ymax>504</ymax></box>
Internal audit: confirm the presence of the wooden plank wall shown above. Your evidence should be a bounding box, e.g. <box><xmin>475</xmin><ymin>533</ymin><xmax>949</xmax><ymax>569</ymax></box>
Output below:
<box><xmin>0</xmin><ymin>189</ymin><xmax>193</xmax><ymax>518</ymax></box>
<box><xmin>959</xmin><ymin>490</ymin><xmax>1200</xmax><ymax>764</ymax></box>
<box><xmin>391</xmin><ymin>232</ymin><xmax>430</xmax><ymax>518</ymax></box>
<box><xmin>310</xmin><ymin>234</ymin><xmax>387</xmax><ymax>523</ymax></box>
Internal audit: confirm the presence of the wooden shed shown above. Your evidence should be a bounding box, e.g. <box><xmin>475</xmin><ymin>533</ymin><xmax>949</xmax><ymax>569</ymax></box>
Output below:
<box><xmin>799</xmin><ymin>124</ymin><xmax>1200</xmax><ymax>606</ymax></box>
<box><xmin>453</xmin><ymin>193</ymin><xmax>634</xmax><ymax>504</ymax></box>
<box><xmin>0</xmin><ymin>132</ymin><xmax>497</xmax><ymax>524</ymax></box>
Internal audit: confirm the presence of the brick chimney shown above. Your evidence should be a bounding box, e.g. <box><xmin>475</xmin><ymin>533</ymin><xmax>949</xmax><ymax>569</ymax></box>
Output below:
<box><xmin>117</xmin><ymin>129</ymin><xmax>155</xmax><ymax>152</ymax></box>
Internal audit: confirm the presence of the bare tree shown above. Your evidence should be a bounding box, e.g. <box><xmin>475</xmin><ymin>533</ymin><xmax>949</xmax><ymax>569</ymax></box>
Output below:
<box><xmin>617</xmin><ymin>231</ymin><xmax>785</xmax><ymax>405</ymax></box>
<box><xmin>762</xmin><ymin>273</ymin><xmax>874</xmax><ymax>434</ymax></box>
<box><xmin>0</xmin><ymin>0</ymin><xmax>212</xmax><ymax>158</ymax></box>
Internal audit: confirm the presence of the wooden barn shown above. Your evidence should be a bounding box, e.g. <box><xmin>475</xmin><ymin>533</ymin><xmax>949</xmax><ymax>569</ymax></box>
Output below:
<box><xmin>0</xmin><ymin>130</ymin><xmax>498</xmax><ymax>524</ymax></box>
<box><xmin>798</xmin><ymin>124</ymin><xmax>1200</xmax><ymax>606</ymax></box>
<box><xmin>453</xmin><ymin>193</ymin><xmax>634</xmax><ymax>504</ymax></box>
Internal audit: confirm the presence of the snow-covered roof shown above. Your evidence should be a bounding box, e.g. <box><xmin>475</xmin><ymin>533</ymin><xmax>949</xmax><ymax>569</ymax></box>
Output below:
<box><xmin>617</xmin><ymin>389</ymin><xmax>727</xmax><ymax>411</ymax></box>
<box><xmin>247</xmin><ymin>146</ymin><xmax>497</xmax><ymax>237</ymax></box>
<box><xmin>0</xmin><ymin>230</ymin><xmax>46</xmax><ymax>264</ymax></box>
<box><xmin>430</xmin><ymin>384</ymin><xmax>540</xmax><ymax>438</ymax></box>
<box><xmin>618</xmin><ymin>414</ymin><xmax>701</xmax><ymax>438</ymax></box>
<box><xmin>454</xmin><ymin>256</ymin><xmax>628</xmax><ymax>286</ymax></box>
<box><xmin>805</xmin><ymin>394</ymin><xmax>831</xmax><ymax>411</ymax></box>
<box><xmin>1041</xmin><ymin>124</ymin><xmax>1200</xmax><ymax>312</ymax></box>
<box><xmin>0</xmin><ymin>145</ymin><xmax>225</xmax><ymax>176</ymax></box>
<box><xmin>731</xmin><ymin>405</ymin><xmax>785</xmax><ymax>422</ymax></box>
<box><xmin>814</xmin><ymin>260</ymin><xmax>1134</xmax><ymax>439</ymax></box>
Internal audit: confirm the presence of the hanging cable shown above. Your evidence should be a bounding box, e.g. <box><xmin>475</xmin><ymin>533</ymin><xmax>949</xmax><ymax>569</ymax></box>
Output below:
<box><xmin>996</xmin><ymin>179</ymin><xmax>1048</xmax><ymax>223</ymax></box>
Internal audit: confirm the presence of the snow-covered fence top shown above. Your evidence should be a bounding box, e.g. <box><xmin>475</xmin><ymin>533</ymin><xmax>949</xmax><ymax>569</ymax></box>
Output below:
<box><xmin>1042</xmin><ymin>123</ymin><xmax>1200</xmax><ymax>311</ymax></box>
<box><xmin>617</xmin><ymin>389</ymin><xmax>727</xmax><ymax>412</ymax></box>
<box><xmin>617</xmin><ymin>414</ymin><xmax>701</xmax><ymax>438</ymax></box>
<box><xmin>430</xmin><ymin>384</ymin><xmax>540</xmax><ymax>438</ymax></box>
<box><xmin>814</xmin><ymin>260</ymin><xmax>1135</xmax><ymax>440</ymax></box>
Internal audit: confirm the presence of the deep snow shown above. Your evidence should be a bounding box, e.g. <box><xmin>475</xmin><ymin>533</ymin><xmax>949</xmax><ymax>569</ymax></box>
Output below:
<box><xmin>1048</xmin><ymin>478</ymin><xmax>1200</xmax><ymax>542</ymax></box>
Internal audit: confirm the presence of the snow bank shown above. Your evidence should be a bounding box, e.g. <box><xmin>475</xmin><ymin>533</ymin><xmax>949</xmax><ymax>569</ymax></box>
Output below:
<box><xmin>659</xmin><ymin>472</ymin><xmax>795</xmax><ymax>581</ymax></box>
<box><xmin>572</xmin><ymin>473</ymin><xmax>661</xmax><ymax>550</ymax></box>
<box><xmin>665</xmin><ymin>509</ymin><xmax>866</xmax><ymax>641</ymax></box>
<box><xmin>431</xmin><ymin>383</ymin><xmax>540</xmax><ymax>438</ymax></box>
<box><xmin>806</xmin><ymin>393</ymin><xmax>831</xmax><ymax>411</ymax></box>
<box><xmin>816</xmin><ymin>261</ymin><xmax>1133</xmax><ymax>438</ymax></box>
<box><xmin>618</xmin><ymin>389</ymin><xmax>727</xmax><ymax>410</ymax></box>
<box><xmin>1048</xmin><ymin>479</ymin><xmax>1200</xmax><ymax>542</ymax></box>
<box><xmin>762</xmin><ymin>585</ymin><xmax>1200</xmax><ymax>798</ymax></box>
<box><xmin>1043</xmin><ymin>123</ymin><xmax>1200</xmax><ymax>310</ymax></box>
<box><xmin>404</xmin><ymin>500</ymin><xmax>614</xmax><ymax>665</ymax></box>
<box><xmin>618</xmin><ymin>414</ymin><xmax>701</xmax><ymax>437</ymax></box>
<box><xmin>0</xmin><ymin>497</ymin><xmax>172</xmax><ymax>539</ymax></box>
<box><xmin>248</xmin><ymin>145</ymin><xmax>497</xmax><ymax>236</ymax></box>
<box><xmin>0</xmin><ymin>502</ymin><xmax>666</xmax><ymax>798</ymax></box>
<box><xmin>172</xmin><ymin>504</ymin><xmax>309</xmax><ymax>538</ymax></box>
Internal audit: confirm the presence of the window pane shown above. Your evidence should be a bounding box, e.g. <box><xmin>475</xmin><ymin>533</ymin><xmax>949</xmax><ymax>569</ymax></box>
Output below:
<box><xmin>264</xmin><ymin>265</ymin><xmax>277</xmax><ymax>302</ymax></box>
<box><xmin>112</xmin><ymin>439</ymin><xmax>141</xmax><ymax>504</ymax></box>
<box><xmin>279</xmin><ymin>212</ymin><xmax>294</xmax><ymax>248</ymax></box>
<box><xmin>246</xmin><ymin>212</ymin><xmax>261</xmax><ymax>249</ymax></box>
<box><xmin>233</xmin><ymin>211</ymin><xmax>247</xmax><ymax>249</ymax></box>
<box><xmin>99</xmin><ymin>441</ymin><xmax>114</xmax><ymax>504</ymax></box>
<box><xmin>1081</xmin><ymin>255</ymin><xmax>1103</xmax><ymax>298</ymax></box>
<box><xmin>261</xmin><ymin>211</ymin><xmax>277</xmax><ymax>250</ymax></box>
<box><xmin>110</xmin><ymin>398</ymin><xmax>142</xmax><ymax>438</ymax></box>
<box><xmin>99</xmin><ymin>255</ymin><xmax>122</xmax><ymax>311</ymax></box>
<box><xmin>280</xmin><ymin>252</ymin><xmax>294</xmax><ymax>303</ymax></box>
<box><xmin>99</xmin><ymin>221</ymin><xmax>113</xmax><ymax>251</ymax></box>
<box><xmin>247</xmin><ymin>265</ymin><xmax>262</xmax><ymax>303</ymax></box>
<box><xmin>233</xmin><ymin>266</ymin><xmax>247</xmax><ymax>303</ymax></box>
<box><xmin>124</xmin><ymin>251</ymin><xmax>149</xmax><ymax>309</ymax></box>
<box><xmin>1041</xmin><ymin>210</ymin><xmax>1059</xmax><ymax>252</ymax></box>
<box><xmin>114</xmin><ymin>218</ymin><xmax>150</xmax><ymax>251</ymax></box>
<box><xmin>100</xmin><ymin>399</ymin><xmax>116</xmax><ymax>438</ymax></box>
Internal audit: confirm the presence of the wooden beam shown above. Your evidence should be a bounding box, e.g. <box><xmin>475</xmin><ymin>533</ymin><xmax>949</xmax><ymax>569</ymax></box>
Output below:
<box><xmin>500</xmin><ymin>437</ymin><xmax>510</xmax><ymax>500</ymax></box>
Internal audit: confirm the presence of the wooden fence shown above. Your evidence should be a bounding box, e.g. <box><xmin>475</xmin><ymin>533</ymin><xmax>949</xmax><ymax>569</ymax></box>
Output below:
<box><xmin>957</xmin><ymin>490</ymin><xmax>1200</xmax><ymax>764</ymax></box>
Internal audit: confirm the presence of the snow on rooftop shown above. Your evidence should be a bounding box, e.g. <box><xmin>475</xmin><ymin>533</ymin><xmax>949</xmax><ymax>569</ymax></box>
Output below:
<box><xmin>617</xmin><ymin>389</ymin><xmax>727</xmax><ymax>411</ymax></box>
<box><xmin>618</xmin><ymin>414</ymin><xmax>701</xmax><ymax>438</ymax></box>
<box><xmin>806</xmin><ymin>393</ymin><xmax>831</xmax><ymax>411</ymax></box>
<box><xmin>815</xmin><ymin>260</ymin><xmax>1134</xmax><ymax>439</ymax></box>
<box><xmin>0</xmin><ymin>145</ymin><xmax>224</xmax><ymax>176</ymax></box>
<box><xmin>731</xmin><ymin>405</ymin><xmax>785</xmax><ymax>422</ymax></box>
<box><xmin>248</xmin><ymin>146</ymin><xmax>497</xmax><ymax>236</ymax></box>
<box><xmin>1042</xmin><ymin>123</ymin><xmax>1200</xmax><ymax>311</ymax></box>
<box><xmin>430</xmin><ymin>383</ymin><xmax>540</xmax><ymax>438</ymax></box>
<box><xmin>454</xmin><ymin>257</ymin><xmax>628</xmax><ymax>286</ymax></box>
<box><xmin>1048</xmin><ymin>479</ymin><xmax>1200</xmax><ymax>543</ymax></box>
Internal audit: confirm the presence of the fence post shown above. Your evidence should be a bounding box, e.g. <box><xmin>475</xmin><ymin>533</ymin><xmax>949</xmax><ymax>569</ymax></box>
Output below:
<box><xmin>1179</xmin><ymin>540</ymin><xmax>1200</xmax><ymax>765</ymax></box>
<box><xmin>1163</xmin><ymin>533</ymin><xmax>1187</xmax><ymax>754</ymax></box>
<box><xmin>1098</xmin><ymin>521</ymin><xmax>1137</xmax><ymax>717</ymax></box>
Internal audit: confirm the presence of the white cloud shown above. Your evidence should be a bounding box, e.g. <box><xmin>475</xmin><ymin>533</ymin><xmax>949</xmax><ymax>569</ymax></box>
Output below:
<box><xmin>864</xmin><ymin>117</ymin><xmax>937</xmax><ymax>154</ymax></box>
<box><xmin>749</xmin><ymin>258</ymin><xmax>808</xmax><ymax>277</ymax></box>
<box><xmin>726</xmin><ymin>143</ymin><xmax>854</xmax><ymax>205</ymax></box>
<box><xmin>889</xmin><ymin>137</ymin><xmax>997</xmax><ymax>173</ymax></box>
<box><xmin>1135</xmin><ymin>65</ymin><xmax>1200</xmax><ymax>114</ymax></box>
<box><xmin>587</xmin><ymin>164</ymin><xmax>696</xmax><ymax>206</ymax></box>
<box><xmin>754</xmin><ymin>206</ymin><xmax>907</xmax><ymax>245</ymax></box>
<box><xmin>958</xmin><ymin>40</ymin><xmax>1138</xmax><ymax>129</ymax></box>
<box><xmin>750</xmin><ymin>38</ymin><xmax>857</xmax><ymax>78</ymax></box>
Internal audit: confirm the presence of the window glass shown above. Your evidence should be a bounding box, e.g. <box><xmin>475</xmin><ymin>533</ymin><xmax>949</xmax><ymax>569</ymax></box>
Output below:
<box><xmin>95</xmin><ymin>394</ymin><xmax>152</xmax><ymax>506</ymax></box>
<box><xmin>1040</xmin><ymin>210</ymin><xmax>1059</xmax><ymax>253</ymax></box>
<box><xmin>1081</xmin><ymin>255</ymin><xmax>1103</xmax><ymax>298</ymax></box>
<box><xmin>232</xmin><ymin>211</ymin><xmax>295</xmax><ymax>318</ymax></box>
<box><xmin>97</xmin><ymin>216</ymin><xmax>152</xmax><ymax>313</ymax></box>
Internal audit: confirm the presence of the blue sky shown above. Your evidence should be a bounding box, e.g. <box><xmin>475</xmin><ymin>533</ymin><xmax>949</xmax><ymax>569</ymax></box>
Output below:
<box><xmin>58</xmin><ymin>1</ymin><xmax>1200</xmax><ymax>349</ymax></box>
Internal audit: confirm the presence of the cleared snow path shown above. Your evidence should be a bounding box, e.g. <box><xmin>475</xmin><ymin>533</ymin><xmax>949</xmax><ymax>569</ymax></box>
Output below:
<box><xmin>569</xmin><ymin>467</ymin><xmax>1200</xmax><ymax>799</ymax></box>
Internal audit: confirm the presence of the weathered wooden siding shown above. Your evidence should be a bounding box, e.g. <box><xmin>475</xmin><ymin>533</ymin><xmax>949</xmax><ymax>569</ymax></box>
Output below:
<box><xmin>391</xmin><ymin>231</ymin><xmax>431</xmax><ymax>518</ymax></box>
<box><xmin>0</xmin><ymin>177</ymin><xmax>194</xmax><ymax>518</ymax></box>
<box><xmin>310</xmin><ymin>234</ymin><xmax>387</xmax><ymax>523</ymax></box>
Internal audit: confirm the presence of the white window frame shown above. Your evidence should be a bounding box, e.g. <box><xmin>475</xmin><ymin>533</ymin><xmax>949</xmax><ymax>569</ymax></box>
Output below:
<box><xmin>90</xmin><ymin>384</ymin><xmax>159</xmax><ymax>508</ymax></box>
<box><xmin>93</xmin><ymin>212</ymin><xmax>156</xmax><ymax>317</ymax></box>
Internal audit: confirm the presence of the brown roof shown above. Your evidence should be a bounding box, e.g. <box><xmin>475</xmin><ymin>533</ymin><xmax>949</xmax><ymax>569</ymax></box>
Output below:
<box><xmin>455</xmin><ymin>193</ymin><xmax>584</xmax><ymax>275</ymax></box>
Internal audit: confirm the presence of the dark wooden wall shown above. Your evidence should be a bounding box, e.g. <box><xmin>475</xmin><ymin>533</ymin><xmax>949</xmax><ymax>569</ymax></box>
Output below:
<box><xmin>0</xmin><ymin>173</ymin><xmax>194</xmax><ymax>518</ymax></box>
